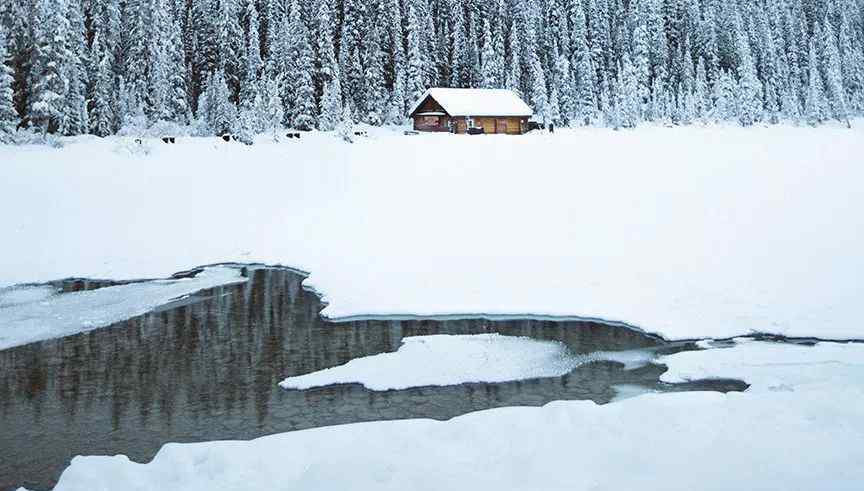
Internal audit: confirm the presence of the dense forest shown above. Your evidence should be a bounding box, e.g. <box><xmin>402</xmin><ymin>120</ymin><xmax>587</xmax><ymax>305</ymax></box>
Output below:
<box><xmin>1</xmin><ymin>0</ymin><xmax>863</xmax><ymax>141</ymax></box>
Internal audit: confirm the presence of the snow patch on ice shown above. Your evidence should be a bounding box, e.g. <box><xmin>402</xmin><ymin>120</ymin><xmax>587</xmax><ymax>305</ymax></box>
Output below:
<box><xmin>0</xmin><ymin>266</ymin><xmax>246</xmax><ymax>351</ymax></box>
<box><xmin>279</xmin><ymin>333</ymin><xmax>655</xmax><ymax>391</ymax></box>
<box><xmin>0</xmin><ymin>285</ymin><xmax>56</xmax><ymax>308</ymax></box>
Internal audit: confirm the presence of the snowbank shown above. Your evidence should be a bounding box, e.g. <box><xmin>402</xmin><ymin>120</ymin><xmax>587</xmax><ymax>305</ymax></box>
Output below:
<box><xmin>279</xmin><ymin>333</ymin><xmax>654</xmax><ymax>391</ymax></box>
<box><xmin>2</xmin><ymin>124</ymin><xmax>863</xmax><ymax>340</ymax></box>
<box><xmin>0</xmin><ymin>266</ymin><xmax>245</xmax><ymax>350</ymax></box>
<box><xmin>35</xmin><ymin>340</ymin><xmax>864</xmax><ymax>491</ymax></box>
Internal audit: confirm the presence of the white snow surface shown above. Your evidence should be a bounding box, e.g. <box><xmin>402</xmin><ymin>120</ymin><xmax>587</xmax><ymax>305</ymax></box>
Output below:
<box><xmin>33</xmin><ymin>340</ymin><xmax>864</xmax><ymax>491</ymax></box>
<box><xmin>0</xmin><ymin>266</ymin><xmax>245</xmax><ymax>350</ymax></box>
<box><xmin>2</xmin><ymin>125</ymin><xmax>863</xmax><ymax>340</ymax></box>
<box><xmin>408</xmin><ymin>87</ymin><xmax>533</xmax><ymax>116</ymax></box>
<box><xmin>279</xmin><ymin>333</ymin><xmax>653</xmax><ymax>391</ymax></box>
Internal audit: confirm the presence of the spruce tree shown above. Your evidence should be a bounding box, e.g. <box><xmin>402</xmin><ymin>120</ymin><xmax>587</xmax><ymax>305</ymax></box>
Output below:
<box><xmin>61</xmin><ymin>0</ymin><xmax>88</xmax><ymax>135</ymax></box>
<box><xmin>820</xmin><ymin>15</ymin><xmax>850</xmax><ymax>127</ymax></box>
<box><xmin>480</xmin><ymin>19</ymin><xmax>499</xmax><ymax>88</ymax></box>
<box><xmin>316</xmin><ymin>0</ymin><xmax>342</xmax><ymax>130</ymax></box>
<box><xmin>284</xmin><ymin>0</ymin><xmax>315</xmax><ymax>129</ymax></box>
<box><xmin>619</xmin><ymin>53</ymin><xmax>640</xmax><ymax>127</ymax></box>
<box><xmin>405</xmin><ymin>0</ymin><xmax>426</xmax><ymax>106</ymax></box>
<box><xmin>804</xmin><ymin>39</ymin><xmax>827</xmax><ymax>126</ymax></box>
<box><xmin>734</xmin><ymin>13</ymin><xmax>763</xmax><ymax>126</ymax></box>
<box><xmin>0</xmin><ymin>23</ymin><xmax>17</xmax><ymax>141</ymax></box>
<box><xmin>363</xmin><ymin>9</ymin><xmax>387</xmax><ymax>125</ymax></box>
<box><xmin>30</xmin><ymin>0</ymin><xmax>71</xmax><ymax>134</ymax></box>
<box><xmin>239</xmin><ymin>0</ymin><xmax>262</xmax><ymax>111</ymax></box>
<box><xmin>89</xmin><ymin>32</ymin><xmax>114</xmax><ymax>136</ymax></box>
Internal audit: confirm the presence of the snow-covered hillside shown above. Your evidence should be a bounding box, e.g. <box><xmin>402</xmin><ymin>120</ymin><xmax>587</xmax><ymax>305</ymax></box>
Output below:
<box><xmin>2</xmin><ymin>124</ymin><xmax>863</xmax><ymax>340</ymax></box>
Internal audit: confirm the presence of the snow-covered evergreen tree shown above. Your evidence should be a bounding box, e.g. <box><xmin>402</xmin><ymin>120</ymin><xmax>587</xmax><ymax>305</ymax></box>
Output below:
<box><xmin>619</xmin><ymin>53</ymin><xmax>640</xmax><ymax>127</ymax></box>
<box><xmin>89</xmin><ymin>32</ymin><xmax>114</xmax><ymax>136</ymax></box>
<box><xmin>30</xmin><ymin>0</ymin><xmax>71</xmax><ymax>134</ymax></box>
<box><xmin>820</xmin><ymin>15</ymin><xmax>850</xmax><ymax>127</ymax></box>
<box><xmin>363</xmin><ymin>7</ymin><xmax>387</xmax><ymax>125</ymax></box>
<box><xmin>3</xmin><ymin>0</ymin><xmax>864</xmax><ymax>137</ymax></box>
<box><xmin>239</xmin><ymin>0</ymin><xmax>261</xmax><ymax>112</ymax></box>
<box><xmin>804</xmin><ymin>39</ymin><xmax>828</xmax><ymax>126</ymax></box>
<box><xmin>61</xmin><ymin>0</ymin><xmax>88</xmax><ymax>135</ymax></box>
<box><xmin>480</xmin><ymin>19</ymin><xmax>500</xmax><ymax>88</ymax></box>
<box><xmin>316</xmin><ymin>0</ymin><xmax>342</xmax><ymax>130</ymax></box>
<box><xmin>284</xmin><ymin>0</ymin><xmax>315</xmax><ymax>129</ymax></box>
<box><xmin>0</xmin><ymin>23</ymin><xmax>17</xmax><ymax>140</ymax></box>
<box><xmin>197</xmin><ymin>69</ymin><xmax>236</xmax><ymax>135</ymax></box>
<box><xmin>405</xmin><ymin>0</ymin><xmax>427</xmax><ymax>106</ymax></box>
<box><xmin>734</xmin><ymin>11</ymin><xmax>763</xmax><ymax>126</ymax></box>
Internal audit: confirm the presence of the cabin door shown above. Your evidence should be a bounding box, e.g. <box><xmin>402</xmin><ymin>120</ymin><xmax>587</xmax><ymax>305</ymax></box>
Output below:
<box><xmin>496</xmin><ymin>119</ymin><xmax>508</xmax><ymax>134</ymax></box>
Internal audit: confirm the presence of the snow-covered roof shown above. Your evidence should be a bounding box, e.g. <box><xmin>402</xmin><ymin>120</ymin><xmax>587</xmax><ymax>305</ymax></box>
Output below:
<box><xmin>409</xmin><ymin>88</ymin><xmax>533</xmax><ymax>117</ymax></box>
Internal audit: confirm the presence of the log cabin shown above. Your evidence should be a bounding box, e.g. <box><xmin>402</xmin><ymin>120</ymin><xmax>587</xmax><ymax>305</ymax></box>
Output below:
<box><xmin>408</xmin><ymin>88</ymin><xmax>533</xmax><ymax>135</ymax></box>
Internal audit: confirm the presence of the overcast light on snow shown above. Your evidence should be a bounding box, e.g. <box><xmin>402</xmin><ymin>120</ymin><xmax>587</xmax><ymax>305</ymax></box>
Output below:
<box><xmin>2</xmin><ymin>124</ymin><xmax>863</xmax><ymax>341</ymax></box>
<box><xmin>279</xmin><ymin>333</ymin><xmax>654</xmax><ymax>391</ymax></box>
<box><xmin>0</xmin><ymin>266</ymin><xmax>244</xmax><ymax>350</ymax></box>
<box><xmin>37</xmin><ymin>340</ymin><xmax>864</xmax><ymax>491</ymax></box>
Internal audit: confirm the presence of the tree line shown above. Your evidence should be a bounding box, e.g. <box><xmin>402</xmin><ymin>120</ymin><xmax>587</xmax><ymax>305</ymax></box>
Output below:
<box><xmin>1</xmin><ymin>0</ymin><xmax>863</xmax><ymax>142</ymax></box>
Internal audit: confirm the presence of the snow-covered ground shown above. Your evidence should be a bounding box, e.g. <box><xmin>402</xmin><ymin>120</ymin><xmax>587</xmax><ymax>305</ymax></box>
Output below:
<box><xmin>2</xmin><ymin>123</ymin><xmax>863</xmax><ymax>340</ymax></box>
<box><xmin>279</xmin><ymin>333</ymin><xmax>654</xmax><ymax>391</ymax></box>
<box><xmin>34</xmin><ymin>339</ymin><xmax>864</xmax><ymax>491</ymax></box>
<box><xmin>0</xmin><ymin>266</ymin><xmax>244</xmax><ymax>350</ymax></box>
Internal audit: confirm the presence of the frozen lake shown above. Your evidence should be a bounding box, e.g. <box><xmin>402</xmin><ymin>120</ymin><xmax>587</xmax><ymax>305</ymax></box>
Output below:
<box><xmin>0</xmin><ymin>265</ymin><xmax>746</xmax><ymax>490</ymax></box>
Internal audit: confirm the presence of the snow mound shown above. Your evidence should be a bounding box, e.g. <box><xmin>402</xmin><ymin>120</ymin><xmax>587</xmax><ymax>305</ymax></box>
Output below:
<box><xmin>35</xmin><ymin>341</ymin><xmax>864</xmax><ymax>491</ymax></box>
<box><xmin>279</xmin><ymin>333</ymin><xmax>655</xmax><ymax>391</ymax></box>
<box><xmin>0</xmin><ymin>266</ymin><xmax>245</xmax><ymax>351</ymax></box>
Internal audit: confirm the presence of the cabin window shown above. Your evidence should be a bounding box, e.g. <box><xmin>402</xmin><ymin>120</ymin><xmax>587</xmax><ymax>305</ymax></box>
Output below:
<box><xmin>423</xmin><ymin>116</ymin><xmax>438</xmax><ymax>124</ymax></box>
<box><xmin>466</xmin><ymin>118</ymin><xmax>475</xmax><ymax>127</ymax></box>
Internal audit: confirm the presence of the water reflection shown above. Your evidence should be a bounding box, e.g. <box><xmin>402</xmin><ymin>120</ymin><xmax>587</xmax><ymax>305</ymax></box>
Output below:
<box><xmin>0</xmin><ymin>266</ymin><xmax>744</xmax><ymax>490</ymax></box>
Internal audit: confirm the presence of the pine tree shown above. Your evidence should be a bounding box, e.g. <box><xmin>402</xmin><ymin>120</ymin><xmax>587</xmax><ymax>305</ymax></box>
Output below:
<box><xmin>804</xmin><ymin>39</ymin><xmax>827</xmax><ymax>126</ymax></box>
<box><xmin>631</xmin><ymin>0</ymin><xmax>651</xmax><ymax>118</ymax></box>
<box><xmin>480</xmin><ymin>19</ymin><xmax>499</xmax><ymax>88</ymax></box>
<box><xmin>0</xmin><ymin>23</ymin><xmax>18</xmax><ymax>141</ymax></box>
<box><xmin>257</xmin><ymin>74</ymin><xmax>284</xmax><ymax>132</ymax></box>
<box><xmin>405</xmin><ymin>0</ymin><xmax>426</xmax><ymax>106</ymax></box>
<box><xmin>363</xmin><ymin>8</ymin><xmax>387</xmax><ymax>125</ymax></box>
<box><xmin>619</xmin><ymin>53</ymin><xmax>640</xmax><ymax>127</ymax></box>
<box><xmin>450</xmin><ymin>0</ymin><xmax>470</xmax><ymax>87</ymax></box>
<box><xmin>734</xmin><ymin>11</ymin><xmax>763</xmax><ymax>126</ymax></box>
<box><xmin>694</xmin><ymin>57</ymin><xmax>709</xmax><ymax>123</ymax></box>
<box><xmin>820</xmin><ymin>15</ymin><xmax>850</xmax><ymax>127</ymax></box>
<box><xmin>197</xmin><ymin>69</ymin><xmax>236</xmax><ymax>135</ymax></box>
<box><xmin>60</xmin><ymin>0</ymin><xmax>88</xmax><ymax>135</ymax></box>
<box><xmin>239</xmin><ymin>0</ymin><xmax>262</xmax><ymax>111</ymax></box>
<box><xmin>337</xmin><ymin>102</ymin><xmax>354</xmax><ymax>142</ymax></box>
<box><xmin>505</xmin><ymin>16</ymin><xmax>523</xmax><ymax>97</ymax></box>
<box><xmin>283</xmin><ymin>0</ymin><xmax>315</xmax><ymax>129</ymax></box>
<box><xmin>340</xmin><ymin>0</ymin><xmax>366</xmax><ymax>118</ymax></box>
<box><xmin>166</xmin><ymin>11</ymin><xmax>190</xmax><ymax>123</ymax></box>
<box><xmin>216</xmin><ymin>0</ymin><xmax>244</xmax><ymax>102</ymax></box>
<box><xmin>571</xmin><ymin>0</ymin><xmax>595</xmax><ymax>125</ymax></box>
<box><xmin>147</xmin><ymin>0</ymin><xmax>172</xmax><ymax>122</ymax></box>
<box><xmin>713</xmin><ymin>69</ymin><xmax>737</xmax><ymax>122</ymax></box>
<box><xmin>554</xmin><ymin>42</ymin><xmax>575</xmax><ymax>125</ymax></box>
<box><xmin>316</xmin><ymin>0</ymin><xmax>342</xmax><ymax>130</ymax></box>
<box><xmin>89</xmin><ymin>32</ymin><xmax>114</xmax><ymax>136</ymax></box>
<box><xmin>30</xmin><ymin>0</ymin><xmax>71</xmax><ymax>134</ymax></box>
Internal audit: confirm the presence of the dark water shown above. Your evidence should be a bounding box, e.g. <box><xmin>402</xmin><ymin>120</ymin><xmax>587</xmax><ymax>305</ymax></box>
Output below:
<box><xmin>0</xmin><ymin>265</ymin><xmax>746</xmax><ymax>490</ymax></box>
